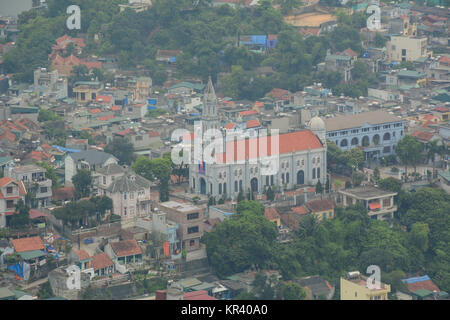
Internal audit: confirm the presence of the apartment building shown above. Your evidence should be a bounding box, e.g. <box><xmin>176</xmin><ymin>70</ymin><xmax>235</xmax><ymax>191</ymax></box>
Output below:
<box><xmin>157</xmin><ymin>201</ymin><xmax>205</xmax><ymax>252</ymax></box>
<box><xmin>341</xmin><ymin>271</ymin><xmax>391</xmax><ymax>300</ymax></box>
<box><xmin>0</xmin><ymin>177</ymin><xmax>26</xmax><ymax>228</ymax></box>
<box><xmin>338</xmin><ymin>186</ymin><xmax>397</xmax><ymax>221</ymax></box>
<box><xmin>387</xmin><ymin>36</ymin><xmax>431</xmax><ymax>62</ymax></box>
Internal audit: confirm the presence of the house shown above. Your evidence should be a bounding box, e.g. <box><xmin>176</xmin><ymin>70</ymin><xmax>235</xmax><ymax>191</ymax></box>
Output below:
<box><xmin>168</xmin><ymin>82</ymin><xmax>205</xmax><ymax>96</ymax></box>
<box><xmin>157</xmin><ymin>201</ymin><xmax>205</xmax><ymax>252</ymax></box>
<box><xmin>105</xmin><ymin>239</ymin><xmax>143</xmax><ymax>270</ymax></box>
<box><xmin>0</xmin><ymin>177</ymin><xmax>26</xmax><ymax>228</ymax></box>
<box><xmin>94</xmin><ymin>163</ymin><xmax>152</xmax><ymax>219</ymax></box>
<box><xmin>264</xmin><ymin>207</ymin><xmax>281</xmax><ymax>227</ymax></box>
<box><xmin>64</xmin><ymin>150</ymin><xmax>118</xmax><ymax>185</ymax></box>
<box><xmin>51</xmin><ymin>35</ymin><xmax>85</xmax><ymax>58</ymax></box>
<box><xmin>401</xmin><ymin>275</ymin><xmax>446</xmax><ymax>300</ymax></box>
<box><xmin>386</xmin><ymin>36</ymin><xmax>431</xmax><ymax>62</ymax></box>
<box><xmin>385</xmin><ymin>69</ymin><xmax>427</xmax><ymax>88</ymax></box>
<box><xmin>92</xmin><ymin>252</ymin><xmax>115</xmax><ymax>277</ymax></box>
<box><xmin>51</xmin><ymin>55</ymin><xmax>102</xmax><ymax>77</ymax></box>
<box><xmin>5</xmin><ymin>164</ymin><xmax>52</xmax><ymax>208</ymax></box>
<box><xmin>340</xmin><ymin>271</ymin><xmax>391</xmax><ymax>300</ymax></box>
<box><xmin>72</xmin><ymin>81</ymin><xmax>103</xmax><ymax>103</ymax></box>
<box><xmin>127</xmin><ymin>77</ymin><xmax>152</xmax><ymax>102</ymax></box>
<box><xmin>338</xmin><ymin>186</ymin><xmax>397</xmax><ymax>221</ymax></box>
<box><xmin>323</xmin><ymin>50</ymin><xmax>355</xmax><ymax>82</ymax></box>
<box><xmin>305</xmin><ymin>199</ymin><xmax>335</xmax><ymax>221</ymax></box>
<box><xmin>68</xmin><ymin>249</ymin><xmax>94</xmax><ymax>279</ymax></box>
<box><xmin>297</xmin><ymin>275</ymin><xmax>335</xmax><ymax>300</ymax></box>
<box><xmin>10</xmin><ymin>236</ymin><xmax>47</xmax><ymax>269</ymax></box>
<box><xmin>156</xmin><ymin>50</ymin><xmax>182</xmax><ymax>64</ymax></box>
<box><xmin>119</xmin><ymin>0</ymin><xmax>153</xmax><ymax>12</ymax></box>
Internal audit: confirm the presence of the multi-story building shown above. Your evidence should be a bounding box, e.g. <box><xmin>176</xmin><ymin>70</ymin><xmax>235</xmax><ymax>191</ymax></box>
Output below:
<box><xmin>127</xmin><ymin>76</ymin><xmax>152</xmax><ymax>102</ymax></box>
<box><xmin>338</xmin><ymin>185</ymin><xmax>397</xmax><ymax>221</ymax></box>
<box><xmin>72</xmin><ymin>81</ymin><xmax>103</xmax><ymax>103</ymax></box>
<box><xmin>5</xmin><ymin>164</ymin><xmax>52</xmax><ymax>208</ymax></box>
<box><xmin>157</xmin><ymin>201</ymin><xmax>205</xmax><ymax>252</ymax></box>
<box><xmin>324</xmin><ymin>110</ymin><xmax>407</xmax><ymax>160</ymax></box>
<box><xmin>387</xmin><ymin>36</ymin><xmax>431</xmax><ymax>62</ymax></box>
<box><xmin>94</xmin><ymin>163</ymin><xmax>152</xmax><ymax>220</ymax></box>
<box><xmin>0</xmin><ymin>177</ymin><xmax>26</xmax><ymax>228</ymax></box>
<box><xmin>341</xmin><ymin>271</ymin><xmax>391</xmax><ymax>300</ymax></box>
<box><xmin>64</xmin><ymin>150</ymin><xmax>118</xmax><ymax>185</ymax></box>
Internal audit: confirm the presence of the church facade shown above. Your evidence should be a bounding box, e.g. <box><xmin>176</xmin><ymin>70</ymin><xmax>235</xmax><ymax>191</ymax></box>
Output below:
<box><xmin>188</xmin><ymin>78</ymin><xmax>328</xmax><ymax>200</ymax></box>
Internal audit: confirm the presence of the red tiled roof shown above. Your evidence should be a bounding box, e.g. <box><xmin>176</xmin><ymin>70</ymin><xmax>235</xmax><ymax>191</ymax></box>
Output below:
<box><xmin>92</xmin><ymin>253</ymin><xmax>114</xmax><ymax>270</ymax></box>
<box><xmin>116</xmin><ymin>128</ymin><xmax>132</xmax><ymax>137</ymax></box>
<box><xmin>110</xmin><ymin>240</ymin><xmax>142</xmax><ymax>257</ymax></box>
<box><xmin>111</xmin><ymin>105</ymin><xmax>121</xmax><ymax>111</ymax></box>
<box><xmin>0</xmin><ymin>176</ymin><xmax>14</xmax><ymax>187</ymax></box>
<box><xmin>29</xmin><ymin>209</ymin><xmax>49</xmax><ymax>220</ymax></box>
<box><xmin>266</xmin><ymin>88</ymin><xmax>290</xmax><ymax>100</ymax></box>
<box><xmin>305</xmin><ymin>199</ymin><xmax>334</xmax><ymax>212</ymax></box>
<box><xmin>149</xmin><ymin>130</ymin><xmax>160</xmax><ymax>137</ymax></box>
<box><xmin>265</xmin><ymin>207</ymin><xmax>280</xmax><ymax>221</ymax></box>
<box><xmin>11</xmin><ymin>236</ymin><xmax>44</xmax><ymax>253</ymax></box>
<box><xmin>25</xmin><ymin>151</ymin><xmax>51</xmax><ymax>161</ymax></box>
<box><xmin>239</xmin><ymin>109</ymin><xmax>258</xmax><ymax>117</ymax></box>
<box><xmin>343</xmin><ymin>48</ymin><xmax>358</xmax><ymax>57</ymax></box>
<box><xmin>411</xmin><ymin>131</ymin><xmax>434</xmax><ymax>142</ymax></box>
<box><xmin>280</xmin><ymin>213</ymin><xmax>301</xmax><ymax>231</ymax></box>
<box><xmin>434</xmin><ymin>106</ymin><xmax>449</xmax><ymax>112</ymax></box>
<box><xmin>52</xmin><ymin>186</ymin><xmax>75</xmax><ymax>201</ymax></box>
<box><xmin>89</xmin><ymin>108</ymin><xmax>102</xmax><ymax>114</ymax></box>
<box><xmin>292</xmin><ymin>206</ymin><xmax>309</xmax><ymax>215</ymax></box>
<box><xmin>246</xmin><ymin>119</ymin><xmax>261</xmax><ymax>129</ymax></box>
<box><xmin>299</xmin><ymin>27</ymin><xmax>320</xmax><ymax>37</ymax></box>
<box><xmin>216</xmin><ymin>130</ymin><xmax>323</xmax><ymax>164</ymax></box>
<box><xmin>439</xmin><ymin>56</ymin><xmax>450</xmax><ymax>66</ymax></box>
<box><xmin>407</xmin><ymin>280</ymin><xmax>440</xmax><ymax>293</ymax></box>
<box><xmin>75</xmin><ymin>250</ymin><xmax>91</xmax><ymax>261</ymax></box>
<box><xmin>97</xmin><ymin>115</ymin><xmax>115</xmax><ymax>121</ymax></box>
<box><xmin>224</xmin><ymin>122</ymin><xmax>236</xmax><ymax>130</ymax></box>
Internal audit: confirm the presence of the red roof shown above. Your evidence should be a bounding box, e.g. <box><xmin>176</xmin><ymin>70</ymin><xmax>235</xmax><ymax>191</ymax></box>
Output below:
<box><xmin>11</xmin><ymin>236</ymin><xmax>45</xmax><ymax>253</ymax></box>
<box><xmin>439</xmin><ymin>56</ymin><xmax>450</xmax><ymax>66</ymax></box>
<box><xmin>52</xmin><ymin>187</ymin><xmax>75</xmax><ymax>201</ymax></box>
<box><xmin>25</xmin><ymin>151</ymin><xmax>51</xmax><ymax>161</ymax></box>
<box><xmin>266</xmin><ymin>88</ymin><xmax>290</xmax><ymax>100</ymax></box>
<box><xmin>92</xmin><ymin>253</ymin><xmax>114</xmax><ymax>270</ymax></box>
<box><xmin>305</xmin><ymin>199</ymin><xmax>334</xmax><ymax>212</ymax></box>
<box><xmin>239</xmin><ymin>109</ymin><xmax>258</xmax><ymax>117</ymax></box>
<box><xmin>216</xmin><ymin>130</ymin><xmax>323</xmax><ymax>164</ymax></box>
<box><xmin>89</xmin><ymin>108</ymin><xmax>102</xmax><ymax>114</ymax></box>
<box><xmin>224</xmin><ymin>122</ymin><xmax>236</xmax><ymax>130</ymax></box>
<box><xmin>149</xmin><ymin>130</ymin><xmax>160</xmax><ymax>137</ymax></box>
<box><xmin>95</xmin><ymin>95</ymin><xmax>112</xmax><ymax>103</ymax></box>
<box><xmin>110</xmin><ymin>240</ymin><xmax>142</xmax><ymax>257</ymax></box>
<box><xmin>299</xmin><ymin>27</ymin><xmax>320</xmax><ymax>37</ymax></box>
<box><xmin>246</xmin><ymin>119</ymin><xmax>261</xmax><ymax>129</ymax></box>
<box><xmin>292</xmin><ymin>206</ymin><xmax>309</xmax><ymax>215</ymax></box>
<box><xmin>343</xmin><ymin>48</ymin><xmax>358</xmax><ymax>57</ymax></box>
<box><xmin>434</xmin><ymin>106</ymin><xmax>449</xmax><ymax>113</ymax></box>
<box><xmin>111</xmin><ymin>105</ymin><xmax>121</xmax><ymax>111</ymax></box>
<box><xmin>29</xmin><ymin>209</ymin><xmax>49</xmax><ymax>220</ymax></box>
<box><xmin>97</xmin><ymin>115</ymin><xmax>115</xmax><ymax>121</ymax></box>
<box><xmin>0</xmin><ymin>176</ymin><xmax>15</xmax><ymax>187</ymax></box>
<box><xmin>75</xmin><ymin>250</ymin><xmax>91</xmax><ymax>261</ymax></box>
<box><xmin>406</xmin><ymin>280</ymin><xmax>440</xmax><ymax>293</ymax></box>
<box><xmin>265</xmin><ymin>207</ymin><xmax>280</xmax><ymax>221</ymax></box>
<box><xmin>411</xmin><ymin>131</ymin><xmax>434</xmax><ymax>142</ymax></box>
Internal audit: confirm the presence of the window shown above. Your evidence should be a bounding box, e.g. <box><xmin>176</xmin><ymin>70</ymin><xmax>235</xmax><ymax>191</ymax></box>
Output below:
<box><xmin>235</xmin><ymin>181</ymin><xmax>238</xmax><ymax>192</ymax></box>
<box><xmin>124</xmin><ymin>207</ymin><xmax>127</xmax><ymax>216</ymax></box>
<box><xmin>219</xmin><ymin>183</ymin><xmax>222</xmax><ymax>195</ymax></box>
<box><xmin>6</xmin><ymin>200</ymin><xmax>14</xmax><ymax>209</ymax></box>
<box><xmin>136</xmin><ymin>136</ymin><xmax>143</xmax><ymax>141</ymax></box>
<box><xmin>317</xmin><ymin>168</ymin><xmax>320</xmax><ymax>179</ymax></box>
<box><xmin>188</xmin><ymin>226</ymin><xmax>199</xmax><ymax>234</ymax></box>
<box><xmin>329</xmin><ymin>212</ymin><xmax>332</xmax><ymax>217</ymax></box>
<box><xmin>130</xmin><ymin>192</ymin><xmax>134</xmax><ymax>200</ymax></box>
<box><xmin>189</xmin><ymin>240</ymin><xmax>195</xmax><ymax>246</ymax></box>
<box><xmin>187</xmin><ymin>212</ymin><xmax>199</xmax><ymax>220</ymax></box>
<box><xmin>239</xmin><ymin>180</ymin><xmax>243</xmax><ymax>191</ymax></box>
<box><xmin>103</xmin><ymin>176</ymin><xmax>106</xmax><ymax>185</ymax></box>
<box><xmin>312</xmin><ymin>168</ymin><xmax>316</xmax><ymax>179</ymax></box>
<box><xmin>402</xmin><ymin>49</ymin><xmax>406</xmax><ymax>56</ymax></box>
<box><xmin>266</xmin><ymin>176</ymin><xmax>269</xmax><ymax>186</ymax></box>
<box><xmin>124</xmin><ymin>192</ymin><xmax>127</xmax><ymax>200</ymax></box>
<box><xmin>383</xmin><ymin>198</ymin><xmax>391</xmax><ymax>207</ymax></box>
<box><xmin>281</xmin><ymin>173</ymin><xmax>285</xmax><ymax>184</ymax></box>
<box><xmin>6</xmin><ymin>187</ymin><xmax>13</xmax><ymax>194</ymax></box>
<box><xmin>322</xmin><ymin>213</ymin><xmax>326</xmax><ymax>220</ymax></box>
<box><xmin>40</xmin><ymin>187</ymin><xmax>48</xmax><ymax>194</ymax></box>
<box><xmin>286</xmin><ymin>173</ymin><xmax>289</xmax><ymax>184</ymax></box>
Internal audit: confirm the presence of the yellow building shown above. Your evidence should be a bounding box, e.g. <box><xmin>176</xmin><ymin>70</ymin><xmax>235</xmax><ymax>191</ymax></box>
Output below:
<box><xmin>341</xmin><ymin>271</ymin><xmax>391</xmax><ymax>300</ymax></box>
<box><xmin>305</xmin><ymin>199</ymin><xmax>335</xmax><ymax>221</ymax></box>
<box><xmin>264</xmin><ymin>207</ymin><xmax>281</xmax><ymax>227</ymax></box>
<box><xmin>73</xmin><ymin>81</ymin><xmax>103</xmax><ymax>103</ymax></box>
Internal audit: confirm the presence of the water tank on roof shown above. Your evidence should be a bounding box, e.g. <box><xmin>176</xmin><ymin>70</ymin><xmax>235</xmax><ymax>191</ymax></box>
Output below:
<box><xmin>347</xmin><ymin>271</ymin><xmax>360</xmax><ymax>279</ymax></box>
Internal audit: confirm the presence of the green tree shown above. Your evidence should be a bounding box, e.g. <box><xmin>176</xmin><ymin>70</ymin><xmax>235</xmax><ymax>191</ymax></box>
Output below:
<box><xmin>72</xmin><ymin>169</ymin><xmax>92</xmax><ymax>199</ymax></box>
<box><xmin>396</xmin><ymin>135</ymin><xmax>424</xmax><ymax>181</ymax></box>
<box><xmin>104</xmin><ymin>137</ymin><xmax>136</xmax><ymax>165</ymax></box>
<box><xmin>9</xmin><ymin>199</ymin><xmax>31</xmax><ymax>229</ymax></box>
<box><xmin>277</xmin><ymin>282</ymin><xmax>306</xmax><ymax>300</ymax></box>
<box><xmin>315</xmin><ymin>181</ymin><xmax>323</xmax><ymax>194</ymax></box>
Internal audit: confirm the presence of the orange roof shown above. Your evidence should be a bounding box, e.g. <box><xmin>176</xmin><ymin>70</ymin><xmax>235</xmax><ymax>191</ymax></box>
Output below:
<box><xmin>149</xmin><ymin>130</ymin><xmax>160</xmax><ymax>137</ymax></box>
<box><xmin>92</xmin><ymin>253</ymin><xmax>114</xmax><ymax>270</ymax></box>
<box><xmin>97</xmin><ymin>115</ymin><xmax>115</xmax><ymax>121</ymax></box>
<box><xmin>89</xmin><ymin>108</ymin><xmax>102</xmax><ymax>114</ymax></box>
<box><xmin>246</xmin><ymin>119</ymin><xmax>260</xmax><ymax>129</ymax></box>
<box><xmin>343</xmin><ymin>48</ymin><xmax>358</xmax><ymax>57</ymax></box>
<box><xmin>11</xmin><ymin>236</ymin><xmax>44</xmax><ymax>253</ymax></box>
<box><xmin>292</xmin><ymin>205</ymin><xmax>309</xmax><ymax>215</ymax></box>
<box><xmin>411</xmin><ymin>131</ymin><xmax>434</xmax><ymax>141</ymax></box>
<box><xmin>0</xmin><ymin>176</ymin><xmax>15</xmax><ymax>187</ymax></box>
<box><xmin>224</xmin><ymin>122</ymin><xmax>236</xmax><ymax>130</ymax></box>
<box><xmin>110</xmin><ymin>240</ymin><xmax>142</xmax><ymax>257</ymax></box>
<box><xmin>111</xmin><ymin>105</ymin><xmax>121</xmax><ymax>111</ymax></box>
<box><xmin>216</xmin><ymin>130</ymin><xmax>323</xmax><ymax>164</ymax></box>
<box><xmin>265</xmin><ymin>207</ymin><xmax>280</xmax><ymax>221</ymax></box>
<box><xmin>406</xmin><ymin>280</ymin><xmax>440</xmax><ymax>293</ymax></box>
<box><xmin>239</xmin><ymin>109</ymin><xmax>258</xmax><ymax>117</ymax></box>
<box><xmin>75</xmin><ymin>250</ymin><xmax>91</xmax><ymax>261</ymax></box>
<box><xmin>266</xmin><ymin>88</ymin><xmax>290</xmax><ymax>100</ymax></box>
<box><xmin>25</xmin><ymin>151</ymin><xmax>51</xmax><ymax>161</ymax></box>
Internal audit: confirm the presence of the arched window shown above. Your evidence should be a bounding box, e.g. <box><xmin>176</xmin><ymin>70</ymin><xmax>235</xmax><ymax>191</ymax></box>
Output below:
<box><xmin>383</xmin><ymin>132</ymin><xmax>391</xmax><ymax>141</ymax></box>
<box><xmin>281</xmin><ymin>173</ymin><xmax>285</xmax><ymax>184</ymax></box>
<box><xmin>219</xmin><ymin>183</ymin><xmax>222</xmax><ymax>195</ymax></box>
<box><xmin>286</xmin><ymin>173</ymin><xmax>290</xmax><ymax>184</ymax></box>
<box><xmin>234</xmin><ymin>181</ymin><xmax>238</xmax><ymax>192</ymax></box>
<box><xmin>317</xmin><ymin>168</ymin><xmax>320</xmax><ymax>179</ymax></box>
<box><xmin>312</xmin><ymin>168</ymin><xmax>316</xmax><ymax>179</ymax></box>
<box><xmin>351</xmin><ymin>137</ymin><xmax>359</xmax><ymax>146</ymax></box>
<box><xmin>266</xmin><ymin>176</ymin><xmax>269</xmax><ymax>186</ymax></box>
<box><xmin>239</xmin><ymin>180</ymin><xmax>243</xmax><ymax>191</ymax></box>
<box><xmin>193</xmin><ymin>178</ymin><xmax>195</xmax><ymax>189</ymax></box>
<box><xmin>373</xmin><ymin>134</ymin><xmax>380</xmax><ymax>145</ymax></box>
<box><xmin>223</xmin><ymin>183</ymin><xmax>227</xmax><ymax>194</ymax></box>
<box><xmin>340</xmin><ymin>139</ymin><xmax>348</xmax><ymax>147</ymax></box>
<box><xmin>362</xmin><ymin>136</ymin><xmax>370</xmax><ymax>147</ymax></box>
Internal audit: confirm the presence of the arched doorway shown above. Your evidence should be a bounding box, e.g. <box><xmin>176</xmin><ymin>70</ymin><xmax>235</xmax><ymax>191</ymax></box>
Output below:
<box><xmin>250</xmin><ymin>178</ymin><xmax>258</xmax><ymax>193</ymax></box>
<box><xmin>373</xmin><ymin>134</ymin><xmax>380</xmax><ymax>145</ymax></box>
<box><xmin>200</xmin><ymin>178</ymin><xmax>206</xmax><ymax>195</ymax></box>
<box><xmin>297</xmin><ymin>170</ymin><xmax>305</xmax><ymax>185</ymax></box>
<box><xmin>351</xmin><ymin>137</ymin><xmax>359</xmax><ymax>146</ymax></box>
<box><xmin>362</xmin><ymin>136</ymin><xmax>370</xmax><ymax>147</ymax></box>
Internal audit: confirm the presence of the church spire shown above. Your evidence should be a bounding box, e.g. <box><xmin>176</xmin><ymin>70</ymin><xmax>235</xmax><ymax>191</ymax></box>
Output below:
<box><xmin>204</xmin><ymin>76</ymin><xmax>216</xmax><ymax>103</ymax></box>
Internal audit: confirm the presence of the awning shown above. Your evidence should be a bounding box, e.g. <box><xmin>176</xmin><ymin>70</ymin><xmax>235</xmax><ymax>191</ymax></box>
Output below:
<box><xmin>369</xmin><ymin>203</ymin><xmax>381</xmax><ymax>210</ymax></box>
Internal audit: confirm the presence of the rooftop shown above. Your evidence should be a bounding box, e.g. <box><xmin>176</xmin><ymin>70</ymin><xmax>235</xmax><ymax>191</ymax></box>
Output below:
<box><xmin>324</xmin><ymin>110</ymin><xmax>404</xmax><ymax>132</ymax></box>
<box><xmin>11</xmin><ymin>236</ymin><xmax>45</xmax><ymax>253</ymax></box>
<box><xmin>110</xmin><ymin>239</ymin><xmax>142</xmax><ymax>257</ymax></box>
<box><xmin>339</xmin><ymin>185</ymin><xmax>397</xmax><ymax>199</ymax></box>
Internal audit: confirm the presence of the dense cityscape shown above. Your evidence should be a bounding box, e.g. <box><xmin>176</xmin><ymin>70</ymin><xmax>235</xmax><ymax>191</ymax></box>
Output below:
<box><xmin>0</xmin><ymin>0</ymin><xmax>449</xmax><ymax>303</ymax></box>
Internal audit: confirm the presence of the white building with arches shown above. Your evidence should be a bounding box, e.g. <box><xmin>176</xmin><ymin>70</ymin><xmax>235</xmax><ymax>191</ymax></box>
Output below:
<box><xmin>324</xmin><ymin>111</ymin><xmax>406</xmax><ymax>160</ymax></box>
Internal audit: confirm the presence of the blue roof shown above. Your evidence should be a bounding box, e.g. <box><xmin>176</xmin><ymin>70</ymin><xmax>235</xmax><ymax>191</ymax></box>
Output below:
<box><xmin>402</xmin><ymin>275</ymin><xmax>431</xmax><ymax>284</ymax></box>
<box><xmin>52</xmin><ymin>145</ymin><xmax>81</xmax><ymax>153</ymax></box>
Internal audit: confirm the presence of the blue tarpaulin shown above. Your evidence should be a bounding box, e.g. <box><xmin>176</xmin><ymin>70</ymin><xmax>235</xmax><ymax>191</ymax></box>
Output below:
<box><xmin>147</xmin><ymin>106</ymin><xmax>156</xmax><ymax>111</ymax></box>
<box><xmin>170</xmin><ymin>57</ymin><xmax>177</xmax><ymax>63</ymax></box>
<box><xmin>148</xmin><ymin>99</ymin><xmax>157</xmax><ymax>105</ymax></box>
<box><xmin>84</xmin><ymin>238</ymin><xmax>93</xmax><ymax>244</ymax></box>
<box><xmin>8</xmin><ymin>263</ymin><xmax>24</xmax><ymax>278</ymax></box>
<box><xmin>52</xmin><ymin>145</ymin><xmax>81</xmax><ymax>153</ymax></box>
<box><xmin>251</xmin><ymin>35</ymin><xmax>267</xmax><ymax>45</ymax></box>
<box><xmin>189</xmin><ymin>113</ymin><xmax>200</xmax><ymax>117</ymax></box>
